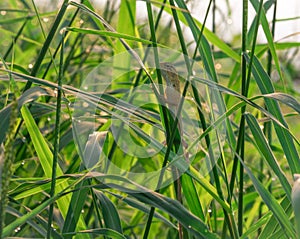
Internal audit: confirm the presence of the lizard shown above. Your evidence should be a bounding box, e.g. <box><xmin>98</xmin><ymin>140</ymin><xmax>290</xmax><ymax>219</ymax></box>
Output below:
<box><xmin>159</xmin><ymin>62</ymin><xmax>188</xmax><ymax>239</ymax></box>
<box><xmin>159</xmin><ymin>62</ymin><xmax>188</xmax><ymax>153</ymax></box>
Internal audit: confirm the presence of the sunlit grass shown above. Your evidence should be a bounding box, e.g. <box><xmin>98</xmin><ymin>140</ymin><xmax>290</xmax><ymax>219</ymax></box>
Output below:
<box><xmin>0</xmin><ymin>0</ymin><xmax>300</xmax><ymax>238</ymax></box>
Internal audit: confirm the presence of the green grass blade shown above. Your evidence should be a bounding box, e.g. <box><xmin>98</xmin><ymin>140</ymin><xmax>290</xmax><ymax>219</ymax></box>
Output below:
<box><xmin>250</xmin><ymin>0</ymin><xmax>285</xmax><ymax>90</ymax></box>
<box><xmin>263</xmin><ymin>93</ymin><xmax>300</xmax><ymax>114</ymax></box>
<box><xmin>156</xmin><ymin>0</ymin><xmax>240</xmax><ymax>63</ymax></box>
<box><xmin>47</xmin><ymin>29</ymin><xmax>65</xmax><ymax>239</ymax></box>
<box><xmin>93</xmin><ymin>190</ymin><xmax>123</xmax><ymax>233</ymax></box>
<box><xmin>111</xmin><ymin>0</ymin><xmax>136</xmax><ymax>85</ymax></box>
<box><xmin>116</xmin><ymin>0</ymin><xmax>136</xmax><ymax>49</ymax></box>
<box><xmin>62</xmin><ymin>179</ymin><xmax>90</xmax><ymax>237</ymax></box>
<box><xmin>247</xmin><ymin>55</ymin><xmax>300</xmax><ymax>173</ymax></box>
<box><xmin>24</xmin><ymin>0</ymin><xmax>69</xmax><ymax>90</ymax></box>
<box><xmin>12</xmin><ymin>178</ymin><xmax>69</xmax><ymax>200</ymax></box>
<box><xmin>258</xmin><ymin>197</ymin><xmax>292</xmax><ymax>238</ymax></box>
<box><xmin>292</xmin><ymin>175</ymin><xmax>300</xmax><ymax>237</ymax></box>
<box><xmin>64</xmin><ymin>228</ymin><xmax>126</xmax><ymax>239</ymax></box>
<box><xmin>109</xmin><ymin>191</ymin><xmax>176</xmax><ymax>229</ymax></box>
<box><xmin>245</xmin><ymin>113</ymin><xmax>292</xmax><ymax>200</ymax></box>
<box><xmin>20</xmin><ymin>105</ymin><xmax>90</xmax><ymax>238</ymax></box>
<box><xmin>91</xmin><ymin>173</ymin><xmax>221</xmax><ymax>238</ymax></box>
<box><xmin>126</xmin><ymin>188</ymin><xmax>219</xmax><ymax>239</ymax></box>
<box><xmin>67</xmin><ymin>27</ymin><xmax>162</xmax><ymax>46</ymax></box>
<box><xmin>181</xmin><ymin>174</ymin><xmax>205</xmax><ymax>220</ymax></box>
<box><xmin>240</xmin><ymin>159</ymin><xmax>296</xmax><ymax>238</ymax></box>
<box><xmin>2</xmin><ymin>198</ymin><xmax>54</xmax><ymax>237</ymax></box>
<box><xmin>240</xmin><ymin>212</ymin><xmax>272</xmax><ymax>239</ymax></box>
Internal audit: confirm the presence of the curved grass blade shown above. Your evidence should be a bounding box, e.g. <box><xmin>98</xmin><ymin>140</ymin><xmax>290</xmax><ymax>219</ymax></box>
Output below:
<box><xmin>20</xmin><ymin>105</ymin><xmax>90</xmax><ymax>238</ymax></box>
<box><xmin>181</xmin><ymin>174</ymin><xmax>205</xmax><ymax>220</ymax></box>
<box><xmin>250</xmin><ymin>0</ymin><xmax>285</xmax><ymax>90</ymax></box>
<box><xmin>154</xmin><ymin>0</ymin><xmax>240</xmax><ymax>63</ymax></box>
<box><xmin>6</xmin><ymin>205</ymin><xmax>63</xmax><ymax>239</ymax></box>
<box><xmin>24</xmin><ymin>0</ymin><xmax>69</xmax><ymax>91</ymax></box>
<box><xmin>107</xmin><ymin>184</ymin><xmax>219</xmax><ymax>239</ymax></box>
<box><xmin>89</xmin><ymin>172</ymin><xmax>220</xmax><ymax>238</ymax></box>
<box><xmin>239</xmin><ymin>159</ymin><xmax>296</xmax><ymax>238</ymax></box>
<box><xmin>292</xmin><ymin>175</ymin><xmax>300</xmax><ymax>237</ymax></box>
<box><xmin>240</xmin><ymin>212</ymin><xmax>272</xmax><ymax>239</ymax></box>
<box><xmin>2</xmin><ymin>194</ymin><xmax>58</xmax><ymax>237</ymax></box>
<box><xmin>263</xmin><ymin>93</ymin><xmax>300</xmax><ymax>114</ymax></box>
<box><xmin>93</xmin><ymin>190</ymin><xmax>123</xmax><ymax>234</ymax></box>
<box><xmin>12</xmin><ymin>178</ymin><xmax>69</xmax><ymax>200</ymax></box>
<box><xmin>108</xmin><ymin>191</ymin><xmax>177</xmax><ymax>229</ymax></box>
<box><xmin>245</xmin><ymin>113</ymin><xmax>292</xmax><ymax>200</ymax></box>
<box><xmin>67</xmin><ymin>27</ymin><xmax>164</xmax><ymax>46</ymax></box>
<box><xmin>246</xmin><ymin>54</ymin><xmax>300</xmax><ymax>174</ymax></box>
<box><xmin>63</xmin><ymin>228</ymin><xmax>126</xmax><ymax>239</ymax></box>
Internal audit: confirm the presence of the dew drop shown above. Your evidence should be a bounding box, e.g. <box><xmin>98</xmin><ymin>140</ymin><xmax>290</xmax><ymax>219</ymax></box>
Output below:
<box><xmin>59</xmin><ymin>27</ymin><xmax>66</xmax><ymax>35</ymax></box>
<box><xmin>259</xmin><ymin>124</ymin><xmax>264</xmax><ymax>130</ymax></box>
<box><xmin>28</xmin><ymin>63</ymin><xmax>33</xmax><ymax>69</ymax></box>
<box><xmin>227</xmin><ymin>19</ymin><xmax>233</xmax><ymax>25</ymax></box>
<box><xmin>215</xmin><ymin>63</ymin><xmax>222</xmax><ymax>70</ymax></box>
<box><xmin>1</xmin><ymin>11</ymin><xmax>7</xmax><ymax>16</ymax></box>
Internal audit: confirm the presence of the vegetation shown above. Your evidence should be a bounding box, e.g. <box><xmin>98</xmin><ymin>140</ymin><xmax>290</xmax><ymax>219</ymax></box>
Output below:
<box><xmin>0</xmin><ymin>0</ymin><xmax>300</xmax><ymax>238</ymax></box>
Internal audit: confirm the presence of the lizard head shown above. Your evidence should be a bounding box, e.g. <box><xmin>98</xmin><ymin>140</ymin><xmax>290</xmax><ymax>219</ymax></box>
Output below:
<box><xmin>159</xmin><ymin>62</ymin><xmax>179</xmax><ymax>89</ymax></box>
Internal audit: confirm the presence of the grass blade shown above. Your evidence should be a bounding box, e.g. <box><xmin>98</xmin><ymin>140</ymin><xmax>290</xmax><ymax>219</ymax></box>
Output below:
<box><xmin>21</xmin><ymin>105</ymin><xmax>89</xmax><ymax>237</ymax></box>
<box><xmin>247</xmin><ymin>55</ymin><xmax>300</xmax><ymax>174</ymax></box>
<box><xmin>245</xmin><ymin>113</ymin><xmax>291</xmax><ymax>200</ymax></box>
<box><xmin>93</xmin><ymin>190</ymin><xmax>123</xmax><ymax>233</ymax></box>
<box><xmin>240</xmin><ymin>159</ymin><xmax>296</xmax><ymax>238</ymax></box>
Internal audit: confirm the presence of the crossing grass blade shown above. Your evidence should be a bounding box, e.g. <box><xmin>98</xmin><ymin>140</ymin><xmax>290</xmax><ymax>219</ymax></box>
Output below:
<box><xmin>20</xmin><ymin>105</ymin><xmax>90</xmax><ymax>238</ymax></box>
<box><xmin>247</xmin><ymin>55</ymin><xmax>300</xmax><ymax>174</ymax></box>
<box><xmin>67</xmin><ymin>27</ymin><xmax>162</xmax><ymax>46</ymax></box>
<box><xmin>250</xmin><ymin>0</ymin><xmax>285</xmax><ymax>89</ymax></box>
<box><xmin>93</xmin><ymin>190</ymin><xmax>123</xmax><ymax>234</ymax></box>
<box><xmin>1</xmin><ymin>0</ymin><xmax>300</xmax><ymax>237</ymax></box>
<box><xmin>239</xmin><ymin>158</ymin><xmax>296</xmax><ymax>239</ymax></box>
<box><xmin>63</xmin><ymin>228</ymin><xmax>127</xmax><ymax>239</ymax></box>
<box><xmin>245</xmin><ymin>113</ymin><xmax>292</xmax><ymax>199</ymax></box>
<box><xmin>181</xmin><ymin>174</ymin><xmax>205</xmax><ymax>220</ymax></box>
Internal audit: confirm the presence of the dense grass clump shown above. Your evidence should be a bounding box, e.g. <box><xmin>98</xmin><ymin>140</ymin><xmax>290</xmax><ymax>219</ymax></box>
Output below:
<box><xmin>0</xmin><ymin>0</ymin><xmax>300</xmax><ymax>238</ymax></box>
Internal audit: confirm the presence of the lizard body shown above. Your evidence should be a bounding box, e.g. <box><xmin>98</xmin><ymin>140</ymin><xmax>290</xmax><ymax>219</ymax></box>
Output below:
<box><xmin>159</xmin><ymin>62</ymin><xmax>188</xmax><ymax>154</ymax></box>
